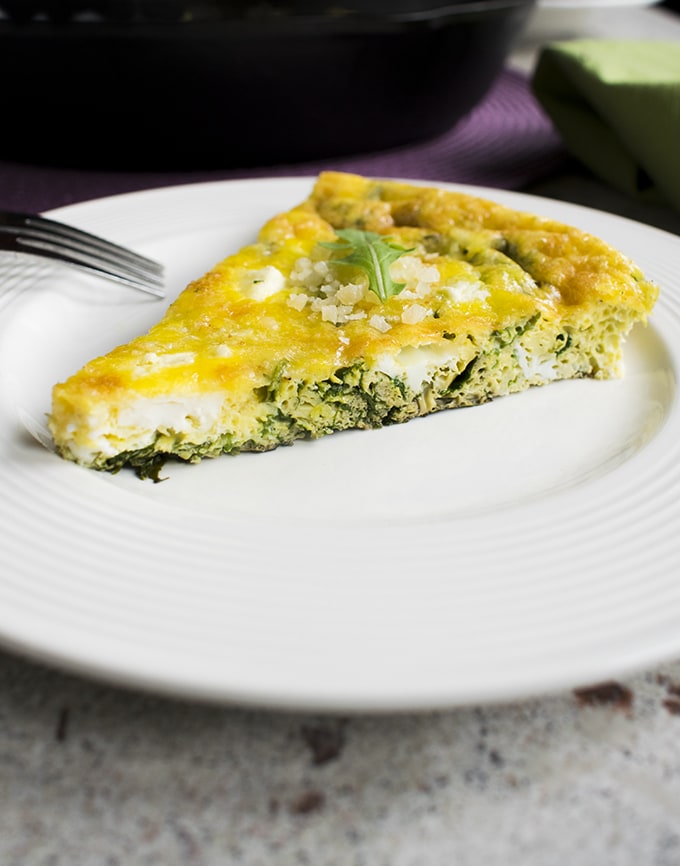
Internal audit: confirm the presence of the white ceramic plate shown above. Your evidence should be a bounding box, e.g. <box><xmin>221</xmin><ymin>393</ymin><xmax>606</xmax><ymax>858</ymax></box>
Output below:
<box><xmin>0</xmin><ymin>178</ymin><xmax>678</xmax><ymax>713</ymax></box>
<box><xmin>539</xmin><ymin>0</ymin><xmax>657</xmax><ymax>8</ymax></box>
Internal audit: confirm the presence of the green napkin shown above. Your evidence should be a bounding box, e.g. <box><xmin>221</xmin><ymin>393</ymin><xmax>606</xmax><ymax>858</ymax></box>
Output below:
<box><xmin>532</xmin><ymin>40</ymin><xmax>680</xmax><ymax>212</ymax></box>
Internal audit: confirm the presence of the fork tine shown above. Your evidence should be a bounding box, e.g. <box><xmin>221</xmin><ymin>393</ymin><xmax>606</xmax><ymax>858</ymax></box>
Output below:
<box><xmin>9</xmin><ymin>226</ymin><xmax>165</xmax><ymax>287</ymax></box>
<box><xmin>16</xmin><ymin>236</ymin><xmax>166</xmax><ymax>296</ymax></box>
<box><xmin>7</xmin><ymin>236</ymin><xmax>166</xmax><ymax>297</ymax></box>
<box><xmin>0</xmin><ymin>211</ymin><xmax>160</xmax><ymax>272</ymax></box>
<box><xmin>24</xmin><ymin>213</ymin><xmax>163</xmax><ymax>279</ymax></box>
<box><xmin>0</xmin><ymin>210</ymin><xmax>165</xmax><ymax>297</ymax></box>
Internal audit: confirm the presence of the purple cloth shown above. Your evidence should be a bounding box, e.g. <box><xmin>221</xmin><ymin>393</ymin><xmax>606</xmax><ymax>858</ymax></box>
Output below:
<box><xmin>0</xmin><ymin>69</ymin><xmax>567</xmax><ymax>214</ymax></box>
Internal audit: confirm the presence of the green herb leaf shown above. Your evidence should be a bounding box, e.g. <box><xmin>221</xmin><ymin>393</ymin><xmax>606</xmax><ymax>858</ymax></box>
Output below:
<box><xmin>320</xmin><ymin>229</ymin><xmax>413</xmax><ymax>302</ymax></box>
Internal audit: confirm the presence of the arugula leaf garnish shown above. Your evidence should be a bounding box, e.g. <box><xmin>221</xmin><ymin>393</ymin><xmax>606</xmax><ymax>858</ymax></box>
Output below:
<box><xmin>320</xmin><ymin>228</ymin><xmax>414</xmax><ymax>302</ymax></box>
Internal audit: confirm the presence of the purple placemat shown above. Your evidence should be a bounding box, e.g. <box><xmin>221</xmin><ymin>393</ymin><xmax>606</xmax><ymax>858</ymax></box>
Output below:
<box><xmin>0</xmin><ymin>69</ymin><xmax>567</xmax><ymax>214</ymax></box>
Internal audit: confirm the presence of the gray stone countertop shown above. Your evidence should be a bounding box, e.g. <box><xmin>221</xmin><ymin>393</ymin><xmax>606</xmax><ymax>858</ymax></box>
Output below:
<box><xmin>3</xmin><ymin>648</ymin><xmax>680</xmax><ymax>866</ymax></box>
<box><xmin>3</xmin><ymin>7</ymin><xmax>680</xmax><ymax>865</ymax></box>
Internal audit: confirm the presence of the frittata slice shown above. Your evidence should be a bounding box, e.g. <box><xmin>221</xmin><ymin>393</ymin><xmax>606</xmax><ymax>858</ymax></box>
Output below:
<box><xmin>49</xmin><ymin>172</ymin><xmax>658</xmax><ymax>478</ymax></box>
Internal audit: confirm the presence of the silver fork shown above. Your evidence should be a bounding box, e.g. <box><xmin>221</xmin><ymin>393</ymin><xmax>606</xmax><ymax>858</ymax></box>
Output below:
<box><xmin>0</xmin><ymin>210</ymin><xmax>165</xmax><ymax>297</ymax></box>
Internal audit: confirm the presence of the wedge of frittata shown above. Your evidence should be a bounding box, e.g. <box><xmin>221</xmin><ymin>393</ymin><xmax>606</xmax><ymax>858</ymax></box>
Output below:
<box><xmin>49</xmin><ymin>172</ymin><xmax>658</xmax><ymax>478</ymax></box>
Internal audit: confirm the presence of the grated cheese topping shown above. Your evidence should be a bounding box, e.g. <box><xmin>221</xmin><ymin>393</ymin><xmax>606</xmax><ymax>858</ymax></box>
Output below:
<box><xmin>282</xmin><ymin>252</ymin><xmax>460</xmax><ymax>331</ymax></box>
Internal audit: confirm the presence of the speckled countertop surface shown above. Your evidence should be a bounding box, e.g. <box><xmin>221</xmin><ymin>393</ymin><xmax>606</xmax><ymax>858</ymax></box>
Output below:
<box><xmin>3</xmin><ymin>6</ymin><xmax>680</xmax><ymax>865</ymax></box>
<box><xmin>3</xmin><ymin>649</ymin><xmax>680</xmax><ymax>866</ymax></box>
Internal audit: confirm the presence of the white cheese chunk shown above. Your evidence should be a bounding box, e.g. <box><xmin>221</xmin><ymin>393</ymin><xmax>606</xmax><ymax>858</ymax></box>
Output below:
<box><xmin>68</xmin><ymin>394</ymin><xmax>226</xmax><ymax>463</ymax></box>
<box><xmin>441</xmin><ymin>280</ymin><xmax>489</xmax><ymax>304</ymax></box>
<box><xmin>375</xmin><ymin>343</ymin><xmax>459</xmax><ymax>392</ymax></box>
<box><xmin>514</xmin><ymin>344</ymin><xmax>558</xmax><ymax>381</ymax></box>
<box><xmin>136</xmin><ymin>351</ymin><xmax>196</xmax><ymax>374</ymax></box>
<box><xmin>240</xmin><ymin>266</ymin><xmax>286</xmax><ymax>300</ymax></box>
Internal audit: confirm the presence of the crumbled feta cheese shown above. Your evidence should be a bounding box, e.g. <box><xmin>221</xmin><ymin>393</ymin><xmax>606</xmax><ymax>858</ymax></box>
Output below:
<box><xmin>321</xmin><ymin>304</ymin><xmax>339</xmax><ymax>323</ymax></box>
<box><xmin>290</xmin><ymin>257</ymin><xmax>313</xmax><ymax>282</ymax></box>
<box><xmin>401</xmin><ymin>304</ymin><xmax>428</xmax><ymax>325</ymax></box>
<box><xmin>287</xmin><ymin>293</ymin><xmax>308</xmax><ymax>311</ymax></box>
<box><xmin>214</xmin><ymin>345</ymin><xmax>233</xmax><ymax>358</ymax></box>
<box><xmin>336</xmin><ymin>283</ymin><xmax>365</xmax><ymax>305</ymax></box>
<box><xmin>391</xmin><ymin>255</ymin><xmax>440</xmax><ymax>287</ymax></box>
<box><xmin>291</xmin><ymin>251</ymin><xmax>441</xmax><ymax>328</ymax></box>
<box><xmin>369</xmin><ymin>314</ymin><xmax>391</xmax><ymax>333</ymax></box>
